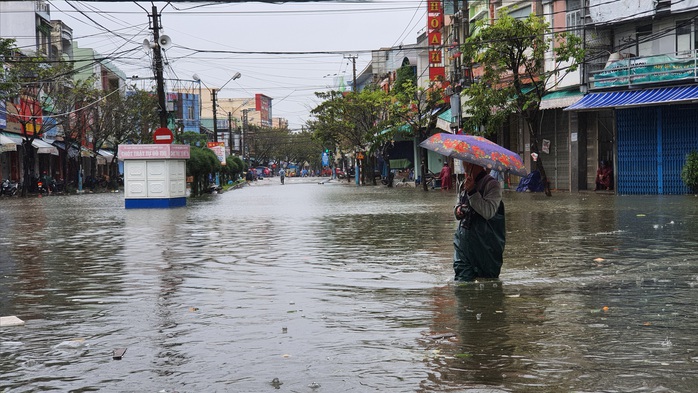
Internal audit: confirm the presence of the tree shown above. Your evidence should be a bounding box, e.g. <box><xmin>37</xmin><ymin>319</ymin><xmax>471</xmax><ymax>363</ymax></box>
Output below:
<box><xmin>2</xmin><ymin>52</ymin><xmax>73</xmax><ymax>196</ymax></box>
<box><xmin>187</xmin><ymin>146</ymin><xmax>220</xmax><ymax>196</ymax></box>
<box><xmin>461</xmin><ymin>10</ymin><xmax>584</xmax><ymax>196</ymax></box>
<box><xmin>309</xmin><ymin>87</ymin><xmax>394</xmax><ymax>185</ymax></box>
<box><xmin>390</xmin><ymin>76</ymin><xmax>446</xmax><ymax>191</ymax></box>
<box><xmin>51</xmin><ymin>77</ymin><xmax>100</xmax><ymax>191</ymax></box>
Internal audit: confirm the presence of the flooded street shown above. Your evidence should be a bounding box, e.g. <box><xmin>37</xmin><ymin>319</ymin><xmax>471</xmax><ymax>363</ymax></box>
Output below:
<box><xmin>1</xmin><ymin>179</ymin><xmax>697</xmax><ymax>392</ymax></box>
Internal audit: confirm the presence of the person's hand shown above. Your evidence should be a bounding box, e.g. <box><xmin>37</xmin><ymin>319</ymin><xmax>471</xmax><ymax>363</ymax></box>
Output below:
<box><xmin>464</xmin><ymin>175</ymin><xmax>475</xmax><ymax>193</ymax></box>
<box><xmin>454</xmin><ymin>205</ymin><xmax>465</xmax><ymax>220</ymax></box>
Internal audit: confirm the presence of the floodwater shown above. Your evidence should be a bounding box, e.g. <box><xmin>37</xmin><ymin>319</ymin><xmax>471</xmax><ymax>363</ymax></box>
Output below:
<box><xmin>1</xmin><ymin>178</ymin><xmax>697</xmax><ymax>392</ymax></box>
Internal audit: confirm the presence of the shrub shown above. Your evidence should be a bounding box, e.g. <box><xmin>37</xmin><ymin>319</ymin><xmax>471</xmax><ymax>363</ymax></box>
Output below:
<box><xmin>681</xmin><ymin>151</ymin><xmax>698</xmax><ymax>192</ymax></box>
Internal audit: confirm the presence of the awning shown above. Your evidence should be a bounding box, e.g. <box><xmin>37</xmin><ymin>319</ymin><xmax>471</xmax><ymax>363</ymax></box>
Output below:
<box><xmin>32</xmin><ymin>138</ymin><xmax>59</xmax><ymax>155</ymax></box>
<box><xmin>540</xmin><ymin>90</ymin><xmax>583</xmax><ymax>110</ymax></box>
<box><xmin>436</xmin><ymin>108</ymin><xmax>452</xmax><ymax>132</ymax></box>
<box><xmin>565</xmin><ymin>85</ymin><xmax>698</xmax><ymax>111</ymax></box>
<box><xmin>0</xmin><ymin>135</ymin><xmax>17</xmax><ymax>152</ymax></box>
<box><xmin>98</xmin><ymin>149</ymin><xmax>115</xmax><ymax>165</ymax></box>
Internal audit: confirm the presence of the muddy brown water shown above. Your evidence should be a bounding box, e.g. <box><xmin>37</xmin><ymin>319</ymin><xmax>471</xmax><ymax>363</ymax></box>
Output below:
<box><xmin>1</xmin><ymin>179</ymin><xmax>697</xmax><ymax>392</ymax></box>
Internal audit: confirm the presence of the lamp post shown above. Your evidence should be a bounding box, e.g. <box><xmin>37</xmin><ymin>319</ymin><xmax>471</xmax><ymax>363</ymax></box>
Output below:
<box><xmin>211</xmin><ymin>72</ymin><xmax>241</xmax><ymax>143</ymax></box>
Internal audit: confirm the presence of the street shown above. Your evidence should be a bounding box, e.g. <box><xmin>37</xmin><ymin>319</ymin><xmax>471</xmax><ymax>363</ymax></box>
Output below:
<box><xmin>1</xmin><ymin>180</ymin><xmax>697</xmax><ymax>392</ymax></box>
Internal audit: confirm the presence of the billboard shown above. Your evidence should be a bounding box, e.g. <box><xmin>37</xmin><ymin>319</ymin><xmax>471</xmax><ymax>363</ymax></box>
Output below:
<box><xmin>255</xmin><ymin>94</ymin><xmax>272</xmax><ymax>127</ymax></box>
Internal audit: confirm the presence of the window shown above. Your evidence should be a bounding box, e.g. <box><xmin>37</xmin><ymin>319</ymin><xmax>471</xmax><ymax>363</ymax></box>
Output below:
<box><xmin>636</xmin><ymin>24</ymin><xmax>653</xmax><ymax>56</ymax></box>
<box><xmin>187</xmin><ymin>106</ymin><xmax>194</xmax><ymax>120</ymax></box>
<box><xmin>676</xmin><ymin>20</ymin><xmax>692</xmax><ymax>54</ymax></box>
<box><xmin>566</xmin><ymin>0</ymin><xmax>583</xmax><ymax>36</ymax></box>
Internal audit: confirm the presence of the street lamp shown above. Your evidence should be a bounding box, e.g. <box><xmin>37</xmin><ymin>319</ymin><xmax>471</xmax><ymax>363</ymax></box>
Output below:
<box><xmin>210</xmin><ymin>72</ymin><xmax>241</xmax><ymax>143</ymax></box>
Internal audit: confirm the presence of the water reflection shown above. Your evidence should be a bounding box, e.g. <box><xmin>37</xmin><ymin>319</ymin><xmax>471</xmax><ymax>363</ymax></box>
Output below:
<box><xmin>1</xmin><ymin>186</ymin><xmax>697</xmax><ymax>392</ymax></box>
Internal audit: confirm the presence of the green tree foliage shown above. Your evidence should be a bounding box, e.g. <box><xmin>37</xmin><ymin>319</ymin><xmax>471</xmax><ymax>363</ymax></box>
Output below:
<box><xmin>681</xmin><ymin>151</ymin><xmax>698</xmax><ymax>192</ymax></box>
<box><xmin>1</xmin><ymin>52</ymin><xmax>74</xmax><ymax>195</ymax></box>
<box><xmin>179</xmin><ymin>131</ymin><xmax>208</xmax><ymax>147</ymax></box>
<box><xmin>390</xmin><ymin>77</ymin><xmax>445</xmax><ymax>191</ymax></box>
<box><xmin>123</xmin><ymin>88</ymin><xmax>159</xmax><ymax>144</ymax></box>
<box><xmin>187</xmin><ymin>146</ymin><xmax>221</xmax><ymax>196</ymax></box>
<box><xmin>309</xmin><ymin>87</ymin><xmax>394</xmax><ymax>184</ymax></box>
<box><xmin>392</xmin><ymin>64</ymin><xmax>417</xmax><ymax>97</ymax></box>
<box><xmin>461</xmin><ymin>10</ymin><xmax>584</xmax><ymax>196</ymax></box>
<box><xmin>0</xmin><ymin>38</ymin><xmax>18</xmax><ymax>98</ymax></box>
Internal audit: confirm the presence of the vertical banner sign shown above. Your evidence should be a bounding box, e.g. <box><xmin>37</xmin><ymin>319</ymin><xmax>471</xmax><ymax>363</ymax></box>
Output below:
<box><xmin>207</xmin><ymin>141</ymin><xmax>226</xmax><ymax>164</ymax></box>
<box><xmin>427</xmin><ymin>0</ymin><xmax>445</xmax><ymax>81</ymax></box>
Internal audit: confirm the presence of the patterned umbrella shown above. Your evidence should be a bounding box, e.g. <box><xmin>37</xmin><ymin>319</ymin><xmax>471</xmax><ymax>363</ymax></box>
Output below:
<box><xmin>419</xmin><ymin>133</ymin><xmax>527</xmax><ymax>177</ymax></box>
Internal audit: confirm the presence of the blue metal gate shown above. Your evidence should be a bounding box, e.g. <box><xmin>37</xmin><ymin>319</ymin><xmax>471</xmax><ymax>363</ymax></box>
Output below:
<box><xmin>617</xmin><ymin>104</ymin><xmax>698</xmax><ymax>194</ymax></box>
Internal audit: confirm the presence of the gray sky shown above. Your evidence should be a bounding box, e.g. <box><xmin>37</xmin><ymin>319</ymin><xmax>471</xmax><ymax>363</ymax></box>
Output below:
<box><xmin>50</xmin><ymin>1</ymin><xmax>427</xmax><ymax>130</ymax></box>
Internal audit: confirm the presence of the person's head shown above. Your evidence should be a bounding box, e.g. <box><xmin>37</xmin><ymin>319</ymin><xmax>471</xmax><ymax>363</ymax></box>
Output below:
<box><xmin>463</xmin><ymin>162</ymin><xmax>485</xmax><ymax>177</ymax></box>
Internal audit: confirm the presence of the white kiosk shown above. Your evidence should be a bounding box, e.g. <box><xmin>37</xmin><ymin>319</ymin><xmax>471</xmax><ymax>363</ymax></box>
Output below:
<box><xmin>119</xmin><ymin>144</ymin><xmax>190</xmax><ymax>209</ymax></box>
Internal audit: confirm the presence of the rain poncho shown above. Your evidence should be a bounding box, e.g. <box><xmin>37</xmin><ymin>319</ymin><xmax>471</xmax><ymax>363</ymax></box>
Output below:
<box><xmin>453</xmin><ymin>173</ymin><xmax>506</xmax><ymax>281</ymax></box>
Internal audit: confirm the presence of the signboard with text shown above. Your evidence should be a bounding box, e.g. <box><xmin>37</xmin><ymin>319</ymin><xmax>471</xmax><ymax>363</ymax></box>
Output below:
<box><xmin>119</xmin><ymin>144</ymin><xmax>190</xmax><ymax>159</ymax></box>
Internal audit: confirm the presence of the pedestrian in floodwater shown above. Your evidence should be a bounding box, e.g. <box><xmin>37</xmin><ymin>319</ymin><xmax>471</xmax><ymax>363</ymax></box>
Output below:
<box><xmin>279</xmin><ymin>168</ymin><xmax>285</xmax><ymax>185</ymax></box>
<box><xmin>452</xmin><ymin>162</ymin><xmax>506</xmax><ymax>282</ymax></box>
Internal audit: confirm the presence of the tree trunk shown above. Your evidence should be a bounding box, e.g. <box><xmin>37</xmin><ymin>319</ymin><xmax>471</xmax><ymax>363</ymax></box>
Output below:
<box><xmin>526</xmin><ymin>118</ymin><xmax>552</xmax><ymax>197</ymax></box>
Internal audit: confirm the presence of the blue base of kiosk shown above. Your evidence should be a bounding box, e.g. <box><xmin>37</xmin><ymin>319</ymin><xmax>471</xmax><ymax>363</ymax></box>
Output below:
<box><xmin>125</xmin><ymin>197</ymin><xmax>186</xmax><ymax>209</ymax></box>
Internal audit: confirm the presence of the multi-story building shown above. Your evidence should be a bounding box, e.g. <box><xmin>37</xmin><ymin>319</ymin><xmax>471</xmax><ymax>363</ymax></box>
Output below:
<box><xmin>0</xmin><ymin>1</ymin><xmax>53</xmax><ymax>58</ymax></box>
<box><xmin>567</xmin><ymin>0</ymin><xmax>698</xmax><ymax>194</ymax></box>
<box><xmin>0</xmin><ymin>0</ymin><xmax>128</xmax><ymax>187</ymax></box>
<box><xmin>446</xmin><ymin>0</ymin><xmax>698</xmax><ymax>195</ymax></box>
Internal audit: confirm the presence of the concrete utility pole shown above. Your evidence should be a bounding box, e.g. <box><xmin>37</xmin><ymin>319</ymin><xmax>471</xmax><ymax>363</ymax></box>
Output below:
<box><xmin>344</xmin><ymin>54</ymin><xmax>357</xmax><ymax>91</ymax></box>
<box><xmin>151</xmin><ymin>5</ymin><xmax>168</xmax><ymax>128</ymax></box>
<box><xmin>228</xmin><ymin>112</ymin><xmax>233</xmax><ymax>156</ymax></box>
<box><xmin>242</xmin><ymin>109</ymin><xmax>249</xmax><ymax>165</ymax></box>
<box><xmin>212</xmin><ymin>88</ymin><xmax>219</xmax><ymax>142</ymax></box>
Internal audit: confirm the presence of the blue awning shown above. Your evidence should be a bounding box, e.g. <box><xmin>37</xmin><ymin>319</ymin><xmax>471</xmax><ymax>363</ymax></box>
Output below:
<box><xmin>566</xmin><ymin>85</ymin><xmax>698</xmax><ymax>111</ymax></box>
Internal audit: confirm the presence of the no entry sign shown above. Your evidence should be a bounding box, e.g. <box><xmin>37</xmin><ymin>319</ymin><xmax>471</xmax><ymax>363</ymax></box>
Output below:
<box><xmin>153</xmin><ymin>127</ymin><xmax>174</xmax><ymax>144</ymax></box>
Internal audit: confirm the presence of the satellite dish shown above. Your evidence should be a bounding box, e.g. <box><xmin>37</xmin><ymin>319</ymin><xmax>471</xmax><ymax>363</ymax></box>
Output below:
<box><xmin>159</xmin><ymin>35</ymin><xmax>172</xmax><ymax>50</ymax></box>
<box><xmin>142</xmin><ymin>39</ymin><xmax>152</xmax><ymax>52</ymax></box>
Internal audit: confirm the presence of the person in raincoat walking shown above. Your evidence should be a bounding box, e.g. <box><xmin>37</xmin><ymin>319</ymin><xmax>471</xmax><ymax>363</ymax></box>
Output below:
<box><xmin>453</xmin><ymin>162</ymin><xmax>506</xmax><ymax>282</ymax></box>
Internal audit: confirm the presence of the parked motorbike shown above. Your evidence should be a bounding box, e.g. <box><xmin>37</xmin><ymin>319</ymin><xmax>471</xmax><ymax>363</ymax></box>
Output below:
<box><xmin>36</xmin><ymin>180</ymin><xmax>50</xmax><ymax>196</ymax></box>
<box><xmin>0</xmin><ymin>179</ymin><xmax>19</xmax><ymax>196</ymax></box>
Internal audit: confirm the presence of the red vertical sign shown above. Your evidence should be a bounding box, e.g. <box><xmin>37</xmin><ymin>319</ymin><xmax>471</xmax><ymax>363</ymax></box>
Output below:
<box><xmin>427</xmin><ymin>0</ymin><xmax>444</xmax><ymax>81</ymax></box>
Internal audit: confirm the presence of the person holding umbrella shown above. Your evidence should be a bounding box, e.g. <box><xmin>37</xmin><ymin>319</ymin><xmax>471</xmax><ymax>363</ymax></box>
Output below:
<box><xmin>419</xmin><ymin>133</ymin><xmax>524</xmax><ymax>282</ymax></box>
<box><xmin>453</xmin><ymin>162</ymin><xmax>506</xmax><ymax>282</ymax></box>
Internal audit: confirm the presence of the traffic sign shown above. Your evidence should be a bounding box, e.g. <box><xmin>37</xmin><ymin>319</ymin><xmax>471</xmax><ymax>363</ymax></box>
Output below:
<box><xmin>153</xmin><ymin>127</ymin><xmax>174</xmax><ymax>144</ymax></box>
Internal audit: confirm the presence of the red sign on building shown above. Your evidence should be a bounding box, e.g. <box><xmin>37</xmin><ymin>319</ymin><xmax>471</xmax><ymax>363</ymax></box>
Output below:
<box><xmin>427</xmin><ymin>0</ymin><xmax>444</xmax><ymax>80</ymax></box>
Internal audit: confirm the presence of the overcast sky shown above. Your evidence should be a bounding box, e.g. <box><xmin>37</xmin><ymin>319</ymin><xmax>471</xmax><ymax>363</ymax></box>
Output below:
<box><xmin>49</xmin><ymin>1</ymin><xmax>427</xmax><ymax>130</ymax></box>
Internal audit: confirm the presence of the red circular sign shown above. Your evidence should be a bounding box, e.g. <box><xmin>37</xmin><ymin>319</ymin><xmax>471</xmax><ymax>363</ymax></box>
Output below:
<box><xmin>153</xmin><ymin>127</ymin><xmax>174</xmax><ymax>144</ymax></box>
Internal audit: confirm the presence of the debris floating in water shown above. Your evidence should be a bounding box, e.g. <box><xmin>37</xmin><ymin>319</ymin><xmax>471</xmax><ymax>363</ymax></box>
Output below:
<box><xmin>113</xmin><ymin>348</ymin><xmax>127</xmax><ymax>360</ymax></box>
<box><xmin>428</xmin><ymin>332</ymin><xmax>456</xmax><ymax>340</ymax></box>
<box><xmin>593</xmin><ymin>257</ymin><xmax>605</xmax><ymax>263</ymax></box>
<box><xmin>0</xmin><ymin>316</ymin><xmax>25</xmax><ymax>327</ymax></box>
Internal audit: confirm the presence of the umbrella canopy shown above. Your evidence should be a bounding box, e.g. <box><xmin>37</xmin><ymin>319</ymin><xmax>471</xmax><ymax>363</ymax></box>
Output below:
<box><xmin>419</xmin><ymin>133</ymin><xmax>527</xmax><ymax>177</ymax></box>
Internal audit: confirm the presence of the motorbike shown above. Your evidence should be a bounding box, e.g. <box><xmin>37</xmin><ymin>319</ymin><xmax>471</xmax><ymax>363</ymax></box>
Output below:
<box><xmin>1</xmin><ymin>179</ymin><xmax>19</xmax><ymax>196</ymax></box>
<box><xmin>36</xmin><ymin>180</ymin><xmax>50</xmax><ymax>196</ymax></box>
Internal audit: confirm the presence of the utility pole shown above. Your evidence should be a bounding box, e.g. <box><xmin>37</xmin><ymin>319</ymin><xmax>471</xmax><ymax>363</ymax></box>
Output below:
<box><xmin>242</xmin><ymin>109</ymin><xmax>248</xmax><ymax>166</ymax></box>
<box><xmin>344</xmin><ymin>54</ymin><xmax>357</xmax><ymax>91</ymax></box>
<box><xmin>211</xmin><ymin>88</ymin><xmax>219</xmax><ymax>142</ymax></box>
<box><xmin>151</xmin><ymin>5</ymin><xmax>168</xmax><ymax>128</ymax></box>
<box><xmin>228</xmin><ymin>112</ymin><xmax>233</xmax><ymax>156</ymax></box>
